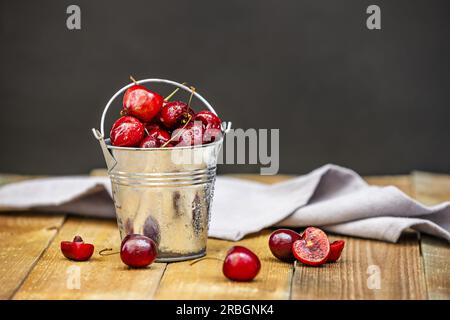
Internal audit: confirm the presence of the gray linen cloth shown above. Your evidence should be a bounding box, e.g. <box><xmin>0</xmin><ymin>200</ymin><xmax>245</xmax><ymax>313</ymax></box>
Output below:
<box><xmin>0</xmin><ymin>164</ymin><xmax>449</xmax><ymax>243</ymax></box>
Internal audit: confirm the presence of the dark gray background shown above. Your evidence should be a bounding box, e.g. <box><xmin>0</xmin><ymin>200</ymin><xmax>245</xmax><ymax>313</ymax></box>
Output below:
<box><xmin>1</xmin><ymin>0</ymin><xmax>449</xmax><ymax>175</ymax></box>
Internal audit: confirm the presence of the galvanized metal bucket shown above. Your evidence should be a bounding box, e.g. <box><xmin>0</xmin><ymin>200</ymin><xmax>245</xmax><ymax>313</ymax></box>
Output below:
<box><xmin>92</xmin><ymin>79</ymin><xmax>231</xmax><ymax>262</ymax></box>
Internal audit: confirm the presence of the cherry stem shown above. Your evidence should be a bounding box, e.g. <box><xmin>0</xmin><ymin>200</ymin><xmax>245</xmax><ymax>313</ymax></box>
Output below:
<box><xmin>161</xmin><ymin>113</ymin><xmax>193</xmax><ymax>148</ymax></box>
<box><xmin>187</xmin><ymin>86</ymin><xmax>196</xmax><ymax>108</ymax></box>
<box><xmin>144</xmin><ymin>127</ymin><xmax>150</xmax><ymax>136</ymax></box>
<box><xmin>164</xmin><ymin>82</ymin><xmax>188</xmax><ymax>101</ymax></box>
<box><xmin>99</xmin><ymin>248</ymin><xmax>119</xmax><ymax>256</ymax></box>
<box><xmin>129</xmin><ymin>75</ymin><xmax>138</xmax><ymax>85</ymax></box>
<box><xmin>189</xmin><ymin>257</ymin><xmax>223</xmax><ymax>266</ymax></box>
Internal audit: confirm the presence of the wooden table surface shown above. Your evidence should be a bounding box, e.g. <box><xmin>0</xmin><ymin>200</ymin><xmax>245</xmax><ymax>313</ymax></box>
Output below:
<box><xmin>0</xmin><ymin>171</ymin><xmax>449</xmax><ymax>300</ymax></box>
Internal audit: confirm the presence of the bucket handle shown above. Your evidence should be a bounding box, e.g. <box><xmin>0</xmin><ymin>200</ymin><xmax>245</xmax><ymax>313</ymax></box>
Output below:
<box><xmin>99</xmin><ymin>78</ymin><xmax>231</xmax><ymax>137</ymax></box>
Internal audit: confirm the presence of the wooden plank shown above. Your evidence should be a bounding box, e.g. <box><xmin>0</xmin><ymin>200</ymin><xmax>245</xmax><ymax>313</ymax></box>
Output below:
<box><xmin>412</xmin><ymin>171</ymin><xmax>450</xmax><ymax>205</ymax></box>
<box><xmin>229</xmin><ymin>174</ymin><xmax>294</xmax><ymax>184</ymax></box>
<box><xmin>412</xmin><ymin>171</ymin><xmax>450</xmax><ymax>300</ymax></box>
<box><xmin>0</xmin><ymin>174</ymin><xmax>41</xmax><ymax>185</ymax></box>
<box><xmin>89</xmin><ymin>169</ymin><xmax>108</xmax><ymax>177</ymax></box>
<box><xmin>0</xmin><ymin>175</ymin><xmax>65</xmax><ymax>300</ymax></box>
<box><xmin>0</xmin><ymin>213</ymin><xmax>65</xmax><ymax>300</ymax></box>
<box><xmin>291</xmin><ymin>175</ymin><xmax>427</xmax><ymax>299</ymax></box>
<box><xmin>13</xmin><ymin>217</ymin><xmax>166</xmax><ymax>300</ymax></box>
<box><xmin>156</xmin><ymin>230</ymin><xmax>293</xmax><ymax>300</ymax></box>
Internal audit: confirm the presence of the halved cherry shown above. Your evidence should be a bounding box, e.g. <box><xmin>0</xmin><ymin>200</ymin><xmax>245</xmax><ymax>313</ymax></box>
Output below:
<box><xmin>327</xmin><ymin>240</ymin><xmax>345</xmax><ymax>263</ymax></box>
<box><xmin>292</xmin><ymin>227</ymin><xmax>330</xmax><ymax>266</ymax></box>
<box><xmin>60</xmin><ymin>236</ymin><xmax>94</xmax><ymax>261</ymax></box>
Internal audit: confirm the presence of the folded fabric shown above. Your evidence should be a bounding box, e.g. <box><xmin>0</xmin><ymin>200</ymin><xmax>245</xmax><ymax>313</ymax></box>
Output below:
<box><xmin>0</xmin><ymin>164</ymin><xmax>449</xmax><ymax>243</ymax></box>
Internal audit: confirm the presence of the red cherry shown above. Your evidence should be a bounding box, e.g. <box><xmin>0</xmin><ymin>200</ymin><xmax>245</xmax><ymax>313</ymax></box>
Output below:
<box><xmin>110</xmin><ymin>116</ymin><xmax>145</xmax><ymax>147</ymax></box>
<box><xmin>223</xmin><ymin>246</ymin><xmax>261</xmax><ymax>281</ymax></box>
<box><xmin>139</xmin><ymin>135</ymin><xmax>159</xmax><ymax>148</ymax></box>
<box><xmin>145</xmin><ymin>122</ymin><xmax>162</xmax><ymax>132</ymax></box>
<box><xmin>203</xmin><ymin>128</ymin><xmax>223</xmax><ymax>144</ymax></box>
<box><xmin>327</xmin><ymin>240</ymin><xmax>345</xmax><ymax>262</ymax></box>
<box><xmin>193</xmin><ymin>111</ymin><xmax>222</xmax><ymax>144</ymax></box>
<box><xmin>292</xmin><ymin>227</ymin><xmax>330</xmax><ymax>266</ymax></box>
<box><xmin>194</xmin><ymin>110</ymin><xmax>222</xmax><ymax>130</ymax></box>
<box><xmin>268</xmin><ymin>229</ymin><xmax>301</xmax><ymax>262</ymax></box>
<box><xmin>162</xmin><ymin>142</ymin><xmax>175</xmax><ymax>148</ymax></box>
<box><xmin>174</xmin><ymin>121</ymin><xmax>204</xmax><ymax>146</ymax></box>
<box><xmin>60</xmin><ymin>236</ymin><xmax>94</xmax><ymax>261</ymax></box>
<box><xmin>122</xmin><ymin>85</ymin><xmax>164</xmax><ymax>122</ymax></box>
<box><xmin>120</xmin><ymin>234</ymin><xmax>157</xmax><ymax>268</ymax></box>
<box><xmin>148</xmin><ymin>127</ymin><xmax>171</xmax><ymax>145</ymax></box>
<box><xmin>159</xmin><ymin>101</ymin><xmax>195</xmax><ymax>130</ymax></box>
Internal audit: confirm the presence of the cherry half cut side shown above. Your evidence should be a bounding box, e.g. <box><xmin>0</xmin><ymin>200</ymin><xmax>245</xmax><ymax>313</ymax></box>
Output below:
<box><xmin>60</xmin><ymin>236</ymin><xmax>94</xmax><ymax>261</ymax></box>
<box><xmin>292</xmin><ymin>227</ymin><xmax>330</xmax><ymax>267</ymax></box>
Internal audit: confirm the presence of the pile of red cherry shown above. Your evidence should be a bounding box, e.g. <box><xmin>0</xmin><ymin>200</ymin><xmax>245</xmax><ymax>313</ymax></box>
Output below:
<box><xmin>109</xmin><ymin>80</ymin><xmax>222</xmax><ymax>148</ymax></box>
<box><xmin>268</xmin><ymin>227</ymin><xmax>345</xmax><ymax>266</ymax></box>
<box><xmin>60</xmin><ymin>227</ymin><xmax>344</xmax><ymax>282</ymax></box>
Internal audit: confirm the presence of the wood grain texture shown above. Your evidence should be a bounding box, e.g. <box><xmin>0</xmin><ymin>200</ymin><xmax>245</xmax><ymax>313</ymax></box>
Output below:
<box><xmin>0</xmin><ymin>175</ymin><xmax>65</xmax><ymax>300</ymax></box>
<box><xmin>412</xmin><ymin>171</ymin><xmax>450</xmax><ymax>300</ymax></box>
<box><xmin>0</xmin><ymin>174</ymin><xmax>40</xmax><ymax>186</ymax></box>
<box><xmin>0</xmin><ymin>213</ymin><xmax>65</xmax><ymax>299</ymax></box>
<box><xmin>412</xmin><ymin>171</ymin><xmax>450</xmax><ymax>205</ymax></box>
<box><xmin>13</xmin><ymin>217</ymin><xmax>166</xmax><ymax>300</ymax></box>
<box><xmin>156</xmin><ymin>230</ymin><xmax>293</xmax><ymax>300</ymax></box>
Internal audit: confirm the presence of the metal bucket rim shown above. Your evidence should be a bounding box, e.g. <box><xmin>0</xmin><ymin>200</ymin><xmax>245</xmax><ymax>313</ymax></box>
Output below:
<box><xmin>104</xmin><ymin>136</ymin><xmax>223</xmax><ymax>152</ymax></box>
